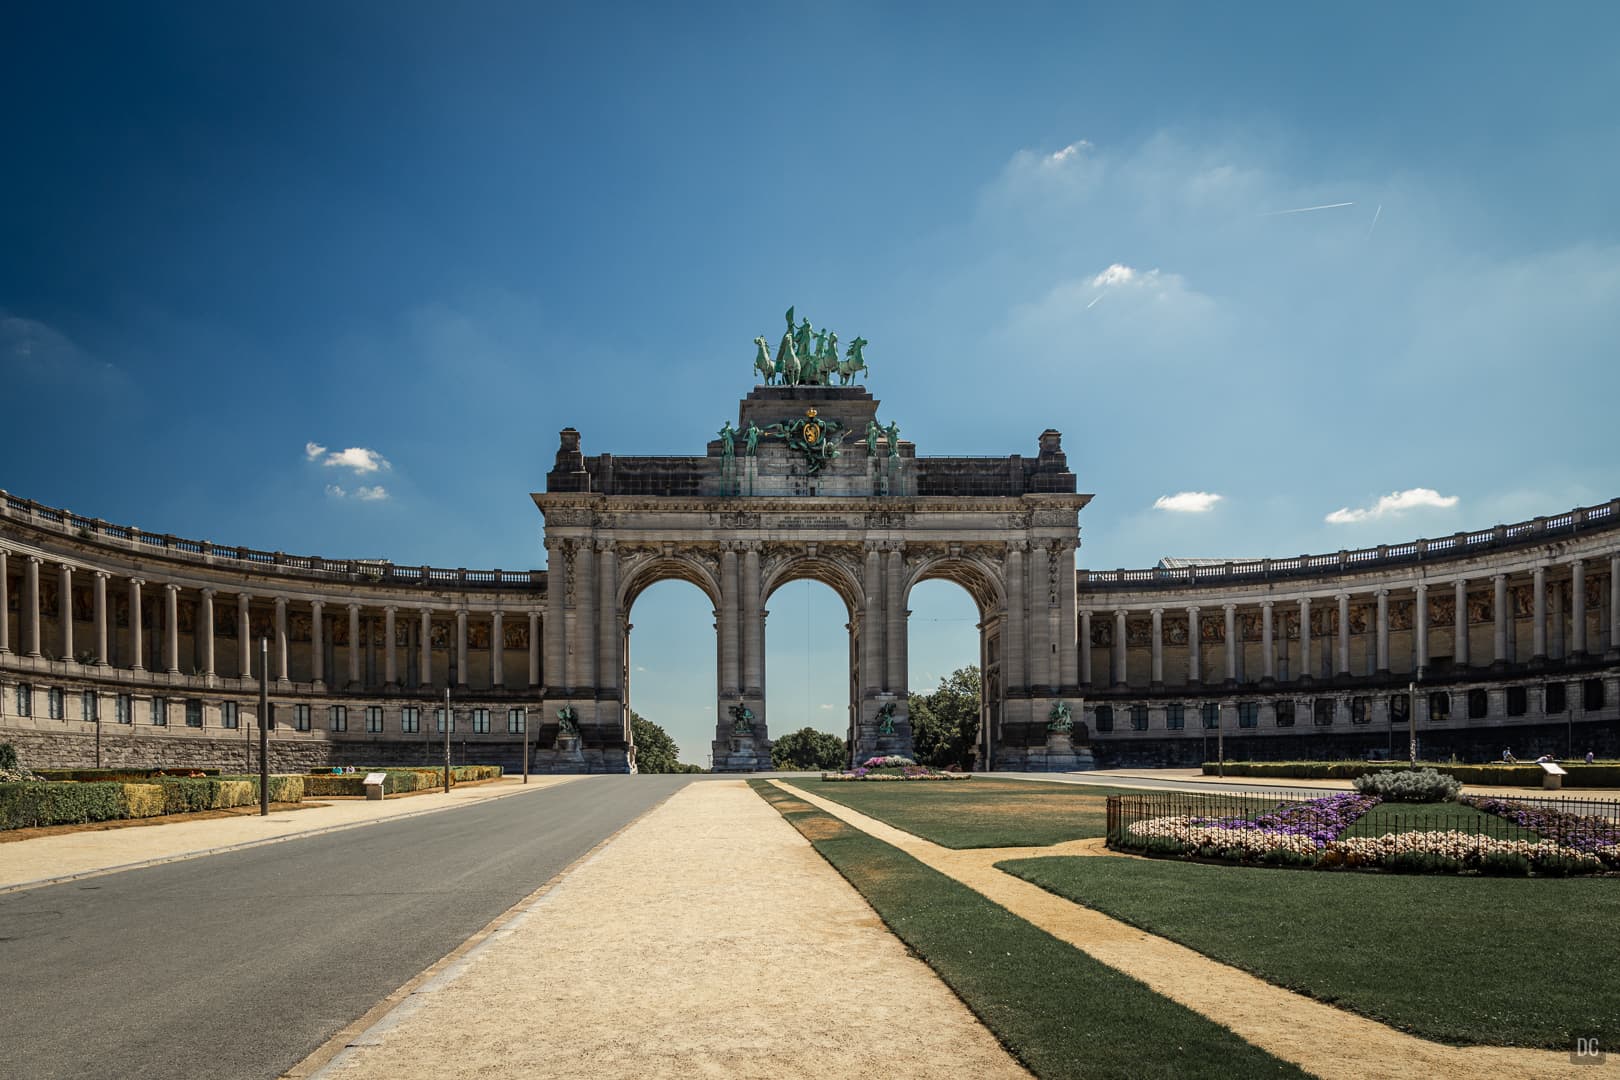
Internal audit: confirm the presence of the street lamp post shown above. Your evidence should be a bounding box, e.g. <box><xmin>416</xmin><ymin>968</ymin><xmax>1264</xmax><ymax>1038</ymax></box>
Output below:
<box><xmin>443</xmin><ymin>686</ymin><xmax>452</xmax><ymax>795</ymax></box>
<box><xmin>1407</xmin><ymin>665</ymin><xmax>1423</xmax><ymax>768</ymax></box>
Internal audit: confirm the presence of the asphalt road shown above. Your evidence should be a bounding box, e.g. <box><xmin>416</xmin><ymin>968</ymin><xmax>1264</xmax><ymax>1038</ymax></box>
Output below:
<box><xmin>0</xmin><ymin>774</ymin><xmax>695</xmax><ymax>1080</ymax></box>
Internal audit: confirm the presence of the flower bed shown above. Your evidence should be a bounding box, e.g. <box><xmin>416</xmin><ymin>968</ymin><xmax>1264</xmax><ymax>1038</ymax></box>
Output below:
<box><xmin>821</xmin><ymin>755</ymin><xmax>972</xmax><ymax>782</ymax></box>
<box><xmin>1118</xmin><ymin>791</ymin><xmax>1619</xmax><ymax>874</ymax></box>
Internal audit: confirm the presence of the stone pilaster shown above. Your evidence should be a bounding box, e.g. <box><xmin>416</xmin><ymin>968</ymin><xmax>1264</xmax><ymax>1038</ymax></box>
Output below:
<box><xmin>1078</xmin><ymin>608</ymin><xmax>1093</xmax><ymax>686</ymax></box>
<box><xmin>0</xmin><ymin>548</ymin><xmax>9</xmax><ymax>655</ymax></box>
<box><xmin>1058</xmin><ymin>544</ymin><xmax>1078</xmax><ymax>690</ymax></box>
<box><xmin>597</xmin><ymin>541</ymin><xmax>619</xmax><ymax>700</ymax></box>
<box><xmin>528</xmin><ymin>610</ymin><xmax>541</xmax><ymax>688</ymax></box>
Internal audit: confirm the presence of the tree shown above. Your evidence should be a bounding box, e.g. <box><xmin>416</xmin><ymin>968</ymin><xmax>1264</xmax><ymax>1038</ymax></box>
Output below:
<box><xmin>630</xmin><ymin>710</ymin><xmax>702</xmax><ymax>773</ymax></box>
<box><xmin>770</xmin><ymin>726</ymin><xmax>848</xmax><ymax>771</ymax></box>
<box><xmin>908</xmin><ymin>666</ymin><xmax>981</xmax><ymax>770</ymax></box>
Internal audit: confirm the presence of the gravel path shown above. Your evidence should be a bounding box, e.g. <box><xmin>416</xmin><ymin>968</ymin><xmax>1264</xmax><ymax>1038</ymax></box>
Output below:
<box><xmin>316</xmin><ymin>780</ymin><xmax>1028</xmax><ymax>1079</ymax></box>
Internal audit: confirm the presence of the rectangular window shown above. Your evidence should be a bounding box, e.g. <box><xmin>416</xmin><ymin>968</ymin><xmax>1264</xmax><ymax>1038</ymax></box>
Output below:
<box><xmin>81</xmin><ymin>691</ymin><xmax>99</xmax><ymax>722</ymax></box>
<box><xmin>1129</xmin><ymin>705</ymin><xmax>1148</xmax><ymax>731</ymax></box>
<box><xmin>1350</xmin><ymin>697</ymin><xmax>1369</xmax><ymax>725</ymax></box>
<box><xmin>48</xmin><ymin>687</ymin><xmax>64</xmax><ymax>720</ymax></box>
<box><xmin>185</xmin><ymin>699</ymin><xmax>203</xmax><ymax>728</ymax></box>
<box><xmin>221</xmin><ymin>701</ymin><xmax>239</xmax><ymax>729</ymax></box>
<box><xmin>1238</xmin><ymin>702</ymin><xmax>1258</xmax><ymax>728</ymax></box>
<box><xmin>1390</xmin><ymin>694</ymin><xmax>1409</xmax><ymax>723</ymax></box>
<box><xmin>116</xmin><ymin>694</ymin><xmax>132</xmax><ymax>725</ymax></box>
<box><xmin>1428</xmin><ymin>691</ymin><xmax>1451</xmax><ymax>721</ymax></box>
<box><xmin>436</xmin><ymin>707</ymin><xmax>452</xmax><ymax>734</ymax></box>
<box><xmin>1584</xmin><ymin>678</ymin><xmax>1605</xmax><ymax>711</ymax></box>
<box><xmin>1544</xmin><ymin>682</ymin><xmax>1567</xmax><ymax>715</ymax></box>
<box><xmin>330</xmin><ymin>705</ymin><xmax>347</xmax><ymax>732</ymax></box>
<box><xmin>295</xmin><ymin>704</ymin><xmax>311</xmax><ymax>732</ymax></box>
<box><xmin>1313</xmin><ymin>698</ymin><xmax>1334</xmax><ymax>726</ymax></box>
<box><xmin>472</xmin><ymin>708</ymin><xmax>491</xmax><ymax>734</ymax></box>
<box><xmin>15</xmin><ymin>684</ymin><xmax>30</xmax><ymax>717</ymax></box>
<box><xmin>1505</xmin><ymin>686</ymin><xmax>1527</xmax><ymax>717</ymax></box>
<box><xmin>507</xmin><ymin>708</ymin><xmax>526</xmax><ymax>734</ymax></box>
<box><xmin>151</xmin><ymin>697</ymin><xmax>167</xmax><ymax>726</ymax></box>
<box><xmin>1094</xmin><ymin>705</ymin><xmax>1113</xmax><ymax>732</ymax></box>
<box><xmin>366</xmin><ymin>706</ymin><xmax>384</xmax><ymax>733</ymax></box>
<box><xmin>1274</xmin><ymin>700</ymin><xmax>1296</xmax><ymax>727</ymax></box>
<box><xmin>1165</xmin><ymin>704</ymin><xmax>1184</xmax><ymax>730</ymax></box>
<box><xmin>1468</xmin><ymin>688</ymin><xmax>1489</xmax><ymax>720</ymax></box>
<box><xmin>402</xmin><ymin>706</ymin><xmax>420</xmax><ymax>734</ymax></box>
<box><xmin>1201</xmin><ymin>702</ymin><xmax>1219</xmax><ymax>729</ymax></box>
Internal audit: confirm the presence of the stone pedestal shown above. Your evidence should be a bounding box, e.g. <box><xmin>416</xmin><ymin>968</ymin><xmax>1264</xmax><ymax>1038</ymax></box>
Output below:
<box><xmin>1020</xmin><ymin>731</ymin><xmax>1096</xmax><ymax>773</ymax></box>
<box><xmin>712</xmin><ymin>733</ymin><xmax>773</xmax><ymax>772</ymax></box>
<box><xmin>853</xmin><ymin>698</ymin><xmax>914</xmax><ymax>764</ymax></box>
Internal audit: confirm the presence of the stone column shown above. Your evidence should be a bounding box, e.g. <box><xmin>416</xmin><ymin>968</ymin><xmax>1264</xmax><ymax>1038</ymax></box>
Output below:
<box><xmin>863</xmin><ymin>543</ymin><xmax>884</xmax><ymax>692</ymax></box>
<box><xmin>1298</xmin><ymin>597</ymin><xmax>1312</xmax><ymax>681</ymax></box>
<box><xmin>274</xmin><ymin>596</ymin><xmax>289</xmax><ymax>683</ymax></box>
<box><xmin>1261</xmin><ymin>601</ymin><xmax>1275</xmax><ymax>682</ymax></box>
<box><xmin>419</xmin><ymin>607</ymin><xmax>434</xmax><ymax>686</ymax></box>
<box><xmin>1611</xmin><ymin>556</ymin><xmax>1620</xmax><ymax>658</ymax></box>
<box><xmin>455</xmin><ymin>608</ymin><xmax>469</xmax><ymax>688</ymax></box>
<box><xmin>1058</xmin><ymin>545</ymin><xmax>1078</xmax><ymax>689</ymax></box>
<box><xmin>92</xmin><ymin>571</ymin><xmax>108</xmax><ymax>666</ymax></box>
<box><xmin>1375</xmin><ymin>589</ymin><xmax>1390</xmax><ymax>674</ymax></box>
<box><xmin>542</xmin><ymin>543</ymin><xmax>564</xmax><ymax>694</ymax></box>
<box><xmin>1572</xmin><ymin>559</ymin><xmax>1587</xmax><ymax>658</ymax></box>
<box><xmin>742</xmin><ymin>543</ymin><xmax>763</xmax><ymax>694</ymax></box>
<box><xmin>597</xmin><ymin>542</ymin><xmax>619</xmax><ymax>697</ymax></box>
<box><xmin>128</xmin><ymin>578</ymin><xmax>144</xmax><ymax>671</ymax></box>
<box><xmin>1531</xmin><ymin>565</ymin><xmax>1547</xmax><ymax>662</ymax></box>
<box><xmin>1551</xmin><ymin>577</ymin><xmax>1565</xmax><ymax>660</ymax></box>
<box><xmin>311</xmin><ymin>600</ymin><xmax>325</xmax><ymax>688</ymax></box>
<box><xmin>490</xmin><ymin>610</ymin><xmax>505</xmax><ymax>688</ymax></box>
<box><xmin>58</xmin><ymin>564</ymin><xmax>74</xmax><ymax>663</ymax></box>
<box><xmin>719</xmin><ymin>544</ymin><xmax>739</xmax><ymax>696</ymax></box>
<box><xmin>23</xmin><ymin>556</ymin><xmax>41</xmax><ymax>658</ymax></box>
<box><xmin>885</xmin><ymin>545</ymin><xmax>907</xmax><ymax>694</ymax></box>
<box><xmin>1149</xmin><ymin>607</ymin><xmax>1164</xmax><ymax>688</ymax></box>
<box><xmin>236</xmin><ymin>593</ymin><xmax>251</xmax><ymax>675</ymax></box>
<box><xmin>1186</xmin><ymin>606</ymin><xmax>1201</xmax><ymax>684</ymax></box>
<box><xmin>1111</xmin><ymin>607</ymin><xmax>1127</xmax><ymax>688</ymax></box>
<box><xmin>1414</xmin><ymin>584</ymin><xmax>1428</xmax><ymax>672</ymax></box>
<box><xmin>570</xmin><ymin>542</ymin><xmax>595</xmax><ymax>692</ymax></box>
<box><xmin>1453</xmin><ymin>579</ymin><xmax>1469</xmax><ymax>668</ymax></box>
<box><xmin>1336</xmin><ymin>593</ymin><xmax>1351</xmax><ymax>675</ymax></box>
<box><xmin>1079</xmin><ymin>608</ymin><xmax>1093</xmax><ymax>686</ymax></box>
<box><xmin>1029</xmin><ymin>545</ymin><xmax>1052</xmax><ymax>691</ymax></box>
<box><xmin>198</xmin><ymin>589</ymin><xmax>215</xmax><ymax>677</ymax></box>
<box><xmin>383</xmin><ymin>606</ymin><xmax>399</xmax><ymax>688</ymax></box>
<box><xmin>0</xmin><ymin>548</ymin><xmax>9</xmax><ymax>655</ymax></box>
<box><xmin>347</xmin><ymin>603</ymin><xmax>362</xmax><ymax>688</ymax></box>
<box><xmin>164</xmin><ymin>584</ymin><xmax>181</xmax><ymax>674</ymax></box>
<box><xmin>528</xmin><ymin>611</ymin><xmax>541</xmax><ymax>688</ymax></box>
<box><xmin>1223</xmin><ymin>604</ymin><xmax>1238</xmax><ymax>684</ymax></box>
<box><xmin>1493</xmin><ymin>574</ymin><xmax>1509</xmax><ymax>668</ymax></box>
<box><xmin>1004</xmin><ymin>543</ymin><xmax>1026</xmax><ymax>692</ymax></box>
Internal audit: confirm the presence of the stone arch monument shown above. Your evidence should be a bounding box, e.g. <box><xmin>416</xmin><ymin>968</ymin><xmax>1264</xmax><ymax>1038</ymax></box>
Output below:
<box><xmin>532</xmin><ymin>331</ymin><xmax>1091</xmax><ymax>771</ymax></box>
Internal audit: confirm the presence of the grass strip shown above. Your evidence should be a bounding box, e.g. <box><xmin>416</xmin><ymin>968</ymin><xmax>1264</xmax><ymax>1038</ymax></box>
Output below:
<box><xmin>781</xmin><ymin>777</ymin><xmax>1128</xmax><ymax>848</ymax></box>
<box><xmin>998</xmin><ymin>854</ymin><xmax>1620</xmax><ymax>1049</ymax></box>
<box><xmin>1341</xmin><ymin>800</ymin><xmax>1536</xmax><ymax>839</ymax></box>
<box><xmin>750</xmin><ymin>781</ymin><xmax>1306</xmax><ymax>1079</ymax></box>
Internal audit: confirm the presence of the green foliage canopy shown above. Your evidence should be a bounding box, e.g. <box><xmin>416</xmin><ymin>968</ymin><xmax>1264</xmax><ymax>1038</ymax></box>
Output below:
<box><xmin>908</xmin><ymin>665</ymin><xmax>981</xmax><ymax>770</ymax></box>
<box><xmin>770</xmin><ymin>726</ymin><xmax>848</xmax><ymax>771</ymax></box>
<box><xmin>630</xmin><ymin>710</ymin><xmax>705</xmax><ymax>773</ymax></box>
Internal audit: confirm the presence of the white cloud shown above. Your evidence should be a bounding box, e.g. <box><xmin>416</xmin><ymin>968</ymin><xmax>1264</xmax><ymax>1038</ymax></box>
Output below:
<box><xmin>1092</xmin><ymin>263</ymin><xmax>1138</xmax><ymax>287</ymax></box>
<box><xmin>324</xmin><ymin>484</ymin><xmax>347</xmax><ymax>498</ymax></box>
<box><xmin>355</xmin><ymin>485</ymin><xmax>389</xmax><ymax>501</ymax></box>
<box><xmin>1325</xmin><ymin>488</ymin><xmax>1459</xmax><ymax>524</ymax></box>
<box><xmin>316</xmin><ymin>446</ymin><xmax>390</xmax><ymax>474</ymax></box>
<box><xmin>304</xmin><ymin>441</ymin><xmax>327</xmax><ymax>461</ymax></box>
<box><xmin>1154</xmin><ymin>492</ymin><xmax>1224</xmax><ymax>513</ymax></box>
<box><xmin>1048</xmin><ymin>140</ymin><xmax>1093</xmax><ymax>164</ymax></box>
<box><xmin>817</xmin><ymin>703</ymin><xmax>837</xmax><ymax>711</ymax></box>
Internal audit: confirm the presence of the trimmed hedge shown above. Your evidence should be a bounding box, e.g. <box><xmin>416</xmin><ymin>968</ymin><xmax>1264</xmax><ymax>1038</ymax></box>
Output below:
<box><xmin>121</xmin><ymin>783</ymin><xmax>166</xmax><ymax>818</ymax></box>
<box><xmin>215</xmin><ymin>774</ymin><xmax>306</xmax><ymax>803</ymax></box>
<box><xmin>0</xmin><ymin>781</ymin><xmax>127</xmax><ymax>829</ymax></box>
<box><xmin>303</xmin><ymin>765</ymin><xmax>503</xmax><ymax>797</ymax></box>
<box><xmin>35</xmin><ymin>768</ymin><xmax>221</xmax><ymax>781</ymax></box>
<box><xmin>1203</xmin><ymin>761</ymin><xmax>1620</xmax><ymax>787</ymax></box>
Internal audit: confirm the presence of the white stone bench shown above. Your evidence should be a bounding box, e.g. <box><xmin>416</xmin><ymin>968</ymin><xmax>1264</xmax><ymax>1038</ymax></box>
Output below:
<box><xmin>363</xmin><ymin>772</ymin><xmax>388</xmax><ymax>800</ymax></box>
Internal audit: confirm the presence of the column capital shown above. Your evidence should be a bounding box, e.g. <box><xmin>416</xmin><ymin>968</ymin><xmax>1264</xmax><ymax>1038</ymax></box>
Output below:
<box><xmin>1222</xmin><ymin>602</ymin><xmax>1237</xmax><ymax>613</ymax></box>
<box><xmin>1150</xmin><ymin>606</ymin><xmax>1164</xmax><ymax>617</ymax></box>
<box><xmin>237</xmin><ymin>591</ymin><xmax>251</xmax><ymax>603</ymax></box>
<box><xmin>595</xmin><ymin>538</ymin><xmax>615</xmax><ymax>553</ymax></box>
<box><xmin>1414</xmin><ymin>582</ymin><xmax>1428</xmax><ymax>594</ymax></box>
<box><xmin>1335</xmin><ymin>592</ymin><xmax>1350</xmax><ymax>602</ymax></box>
<box><xmin>1112</xmin><ymin>606</ymin><xmax>1128</xmax><ymax>617</ymax></box>
<box><xmin>200</xmin><ymin>587</ymin><xmax>216</xmax><ymax>598</ymax></box>
<box><xmin>1533</xmin><ymin>564</ymin><xmax>1547</xmax><ymax>577</ymax></box>
<box><xmin>164</xmin><ymin>582</ymin><xmax>180</xmax><ymax>594</ymax></box>
<box><xmin>1006</xmin><ymin>539</ymin><xmax>1027</xmax><ymax>553</ymax></box>
<box><xmin>420</xmin><ymin>605</ymin><xmax>433</xmax><ymax>615</ymax></box>
<box><xmin>864</xmin><ymin>539</ymin><xmax>882</xmax><ymax>553</ymax></box>
<box><xmin>1186</xmin><ymin>604</ymin><xmax>1201</xmax><ymax>615</ymax></box>
<box><xmin>311</xmin><ymin>598</ymin><xmax>324</xmax><ymax>610</ymax></box>
<box><xmin>130</xmin><ymin>577</ymin><xmax>145</xmax><ymax>587</ymax></box>
<box><xmin>1492</xmin><ymin>572</ymin><xmax>1507</xmax><ymax>583</ymax></box>
<box><xmin>347</xmin><ymin>601</ymin><xmax>361</xmax><ymax>612</ymax></box>
<box><xmin>1260</xmin><ymin>599</ymin><xmax>1274</xmax><ymax>610</ymax></box>
<box><xmin>93</xmin><ymin>569</ymin><xmax>110</xmax><ymax>581</ymax></box>
<box><xmin>1079</xmin><ymin>607</ymin><xmax>1092</xmax><ymax>617</ymax></box>
<box><xmin>25</xmin><ymin>554</ymin><xmax>42</xmax><ymax>565</ymax></box>
<box><xmin>274</xmin><ymin>595</ymin><xmax>287</xmax><ymax>607</ymax></box>
<box><xmin>384</xmin><ymin>604</ymin><xmax>398</xmax><ymax>614</ymax></box>
<box><xmin>1375</xmin><ymin>588</ymin><xmax>1389</xmax><ymax>598</ymax></box>
<box><xmin>59</xmin><ymin>561</ymin><xmax>75</xmax><ymax>573</ymax></box>
<box><xmin>456</xmin><ymin>607</ymin><xmax>469</xmax><ymax>617</ymax></box>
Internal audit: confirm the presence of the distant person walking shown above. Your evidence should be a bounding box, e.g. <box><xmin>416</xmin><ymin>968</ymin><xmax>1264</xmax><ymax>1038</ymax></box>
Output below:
<box><xmin>1502</xmin><ymin>747</ymin><xmax>1518</xmax><ymax>764</ymax></box>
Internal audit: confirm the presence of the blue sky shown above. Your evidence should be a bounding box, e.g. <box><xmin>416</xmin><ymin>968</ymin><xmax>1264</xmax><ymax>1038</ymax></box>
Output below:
<box><xmin>5</xmin><ymin>3</ymin><xmax>1618</xmax><ymax>763</ymax></box>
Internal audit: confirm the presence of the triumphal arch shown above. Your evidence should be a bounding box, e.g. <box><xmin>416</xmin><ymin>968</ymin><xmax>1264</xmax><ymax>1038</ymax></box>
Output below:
<box><xmin>531</xmin><ymin>308</ymin><xmax>1091</xmax><ymax>772</ymax></box>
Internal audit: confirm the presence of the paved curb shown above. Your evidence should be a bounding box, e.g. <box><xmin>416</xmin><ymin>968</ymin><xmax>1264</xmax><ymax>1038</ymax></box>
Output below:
<box><xmin>1</xmin><ymin>778</ymin><xmax>582</xmax><ymax>895</ymax></box>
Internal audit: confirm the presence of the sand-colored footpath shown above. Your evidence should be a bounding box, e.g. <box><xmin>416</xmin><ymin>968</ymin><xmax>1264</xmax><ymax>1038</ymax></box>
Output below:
<box><xmin>775</xmin><ymin>780</ymin><xmax>1601</xmax><ymax>1080</ymax></box>
<box><xmin>313</xmin><ymin>780</ymin><xmax>1028</xmax><ymax>1080</ymax></box>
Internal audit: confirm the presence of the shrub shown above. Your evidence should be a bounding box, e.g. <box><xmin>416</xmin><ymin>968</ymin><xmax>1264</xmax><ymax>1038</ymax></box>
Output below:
<box><xmin>1479</xmin><ymin>851</ymin><xmax>1532</xmax><ymax>877</ymax></box>
<box><xmin>1352</xmin><ymin>768</ymin><xmax>1462</xmax><ymax>802</ymax></box>
<box><xmin>215</xmin><ymin>774</ymin><xmax>305</xmax><ymax>803</ymax></box>
<box><xmin>121</xmin><ymin>783</ymin><xmax>165</xmax><ymax>818</ymax></box>
<box><xmin>0</xmin><ymin>781</ymin><xmax>127</xmax><ymax>829</ymax></box>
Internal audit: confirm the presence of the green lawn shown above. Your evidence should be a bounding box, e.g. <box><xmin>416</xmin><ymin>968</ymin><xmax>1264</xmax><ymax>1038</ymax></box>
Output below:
<box><xmin>999</xmin><ymin>854</ymin><xmax>1620</xmax><ymax>1048</ymax></box>
<box><xmin>781</xmin><ymin>777</ymin><xmax>1122</xmax><ymax>847</ymax></box>
<box><xmin>750</xmin><ymin>782</ymin><xmax>1307</xmax><ymax>1079</ymax></box>
<box><xmin>1341</xmin><ymin>800</ymin><xmax>1538</xmax><ymax>840</ymax></box>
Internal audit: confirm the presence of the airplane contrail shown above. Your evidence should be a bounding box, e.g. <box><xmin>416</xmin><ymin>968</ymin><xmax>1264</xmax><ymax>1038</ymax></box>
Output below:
<box><xmin>1260</xmin><ymin>201</ymin><xmax>1355</xmax><ymax>216</ymax></box>
<box><xmin>1368</xmin><ymin>203</ymin><xmax>1383</xmax><ymax>236</ymax></box>
<box><xmin>1086</xmin><ymin>293</ymin><xmax>1105</xmax><ymax>310</ymax></box>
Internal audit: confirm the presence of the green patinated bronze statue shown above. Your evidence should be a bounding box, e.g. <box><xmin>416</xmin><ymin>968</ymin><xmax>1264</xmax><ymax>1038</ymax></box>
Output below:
<box><xmin>875</xmin><ymin>701</ymin><xmax>897</xmax><ymax>735</ymax></box>
<box><xmin>556</xmin><ymin>706</ymin><xmax>580</xmax><ymax>737</ymax></box>
<box><xmin>885</xmin><ymin>420</ymin><xmax>901</xmax><ymax>459</ymax></box>
<box><xmin>718</xmin><ymin>421</ymin><xmax>735</xmax><ymax>459</ymax></box>
<box><xmin>1047</xmin><ymin>701</ymin><xmax>1073</xmax><ymax>733</ymax></box>
<box><xmin>744</xmin><ymin>421</ymin><xmax>761</xmax><ymax>456</ymax></box>
<box><xmin>729</xmin><ymin>702</ymin><xmax>755</xmax><ymax>735</ymax></box>
<box><xmin>865</xmin><ymin>418</ymin><xmax>881</xmax><ymax>457</ymax></box>
<box><xmin>761</xmin><ymin>307</ymin><xmax>867</xmax><ymax>386</ymax></box>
